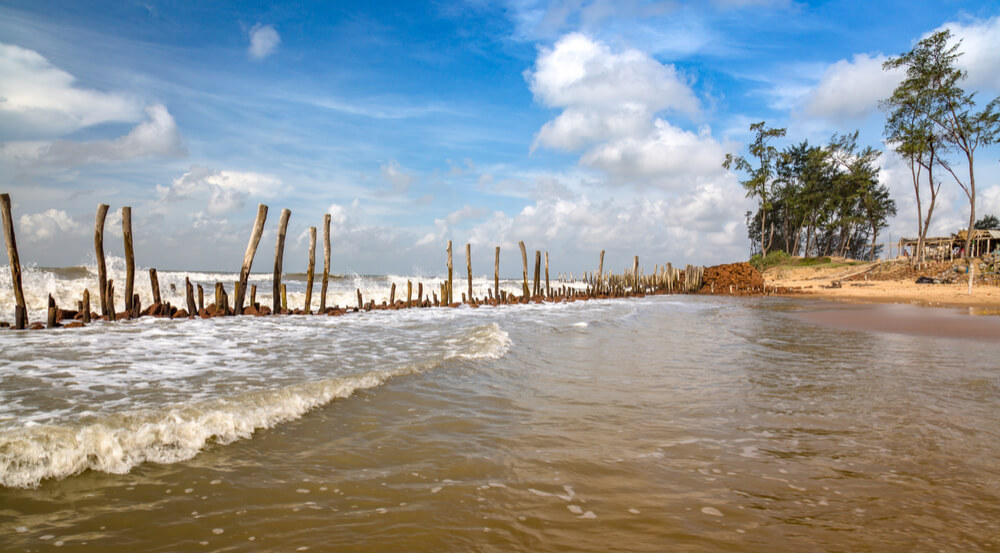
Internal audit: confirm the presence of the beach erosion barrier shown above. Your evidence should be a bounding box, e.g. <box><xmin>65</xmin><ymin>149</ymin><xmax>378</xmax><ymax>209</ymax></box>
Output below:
<box><xmin>1</xmin><ymin>195</ymin><xmax>770</xmax><ymax>330</ymax></box>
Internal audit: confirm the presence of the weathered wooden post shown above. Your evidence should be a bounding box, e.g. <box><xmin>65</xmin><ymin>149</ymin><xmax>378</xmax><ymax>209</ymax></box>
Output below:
<box><xmin>82</xmin><ymin>289</ymin><xmax>91</xmax><ymax>324</ymax></box>
<box><xmin>494</xmin><ymin>246</ymin><xmax>500</xmax><ymax>303</ymax></box>
<box><xmin>320</xmin><ymin>213</ymin><xmax>331</xmax><ymax>312</ymax></box>
<box><xmin>598</xmin><ymin>250</ymin><xmax>605</xmax><ymax>293</ymax></box>
<box><xmin>465</xmin><ymin>243</ymin><xmax>472</xmax><ymax>304</ymax></box>
<box><xmin>417</xmin><ymin>282</ymin><xmax>423</xmax><ymax>307</ymax></box>
<box><xmin>357</xmin><ymin>289</ymin><xmax>363</xmax><ymax>311</ymax></box>
<box><xmin>519</xmin><ymin>240</ymin><xmax>529</xmax><ymax>300</ymax></box>
<box><xmin>47</xmin><ymin>294</ymin><xmax>57</xmax><ymax>329</ymax></box>
<box><xmin>407</xmin><ymin>280</ymin><xmax>413</xmax><ymax>307</ymax></box>
<box><xmin>1</xmin><ymin>194</ymin><xmax>28</xmax><ymax>329</ymax></box>
<box><xmin>446</xmin><ymin>240</ymin><xmax>454</xmax><ymax>305</ymax></box>
<box><xmin>305</xmin><ymin>226</ymin><xmax>316</xmax><ymax>312</ymax></box>
<box><xmin>95</xmin><ymin>204</ymin><xmax>110</xmax><ymax>318</ymax></box>
<box><xmin>280</xmin><ymin>284</ymin><xmax>288</xmax><ymax>313</ymax></box>
<box><xmin>106</xmin><ymin>279</ymin><xmax>116</xmax><ymax>321</ymax></box>
<box><xmin>121</xmin><ymin>207</ymin><xmax>135</xmax><ymax>317</ymax></box>
<box><xmin>149</xmin><ymin>268</ymin><xmax>161</xmax><ymax>305</ymax></box>
<box><xmin>390</xmin><ymin>282</ymin><xmax>397</xmax><ymax>305</ymax></box>
<box><xmin>544</xmin><ymin>252</ymin><xmax>550</xmax><ymax>298</ymax></box>
<box><xmin>250</xmin><ymin>284</ymin><xmax>257</xmax><ymax>307</ymax></box>
<box><xmin>185</xmin><ymin>278</ymin><xmax>196</xmax><ymax>316</ymax></box>
<box><xmin>632</xmin><ymin>256</ymin><xmax>639</xmax><ymax>291</ymax></box>
<box><xmin>197</xmin><ymin>284</ymin><xmax>204</xmax><ymax>312</ymax></box>
<box><xmin>272</xmin><ymin>208</ymin><xmax>291</xmax><ymax>315</ymax></box>
<box><xmin>533</xmin><ymin>250</ymin><xmax>541</xmax><ymax>297</ymax></box>
<box><xmin>234</xmin><ymin>204</ymin><xmax>268</xmax><ymax>315</ymax></box>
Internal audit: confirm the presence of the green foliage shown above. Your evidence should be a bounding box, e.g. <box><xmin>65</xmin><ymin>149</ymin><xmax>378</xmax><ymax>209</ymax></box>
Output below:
<box><xmin>975</xmin><ymin>214</ymin><xmax>999</xmax><ymax>230</ymax></box>
<box><xmin>795</xmin><ymin>256</ymin><xmax>832</xmax><ymax>267</ymax></box>
<box><xmin>724</xmin><ymin>121</ymin><xmax>787</xmax><ymax>256</ymax></box>
<box><xmin>748</xmin><ymin>250</ymin><xmax>790</xmax><ymax>272</ymax></box>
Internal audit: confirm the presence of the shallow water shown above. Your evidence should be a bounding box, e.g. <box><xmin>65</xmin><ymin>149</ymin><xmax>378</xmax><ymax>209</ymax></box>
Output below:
<box><xmin>2</xmin><ymin>288</ymin><xmax>999</xmax><ymax>551</ymax></box>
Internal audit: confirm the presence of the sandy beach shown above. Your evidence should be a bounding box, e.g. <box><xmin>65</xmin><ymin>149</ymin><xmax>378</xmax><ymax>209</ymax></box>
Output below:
<box><xmin>765</xmin><ymin>259</ymin><xmax>1000</xmax><ymax>310</ymax></box>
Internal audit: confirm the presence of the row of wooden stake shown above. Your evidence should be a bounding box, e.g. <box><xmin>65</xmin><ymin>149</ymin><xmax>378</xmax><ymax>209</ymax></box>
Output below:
<box><xmin>1</xmin><ymin>195</ymin><xmax>704</xmax><ymax>329</ymax></box>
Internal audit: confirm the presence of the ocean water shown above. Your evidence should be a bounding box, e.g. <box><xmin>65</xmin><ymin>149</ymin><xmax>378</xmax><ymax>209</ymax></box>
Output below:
<box><xmin>2</xmin><ymin>266</ymin><xmax>1000</xmax><ymax>552</ymax></box>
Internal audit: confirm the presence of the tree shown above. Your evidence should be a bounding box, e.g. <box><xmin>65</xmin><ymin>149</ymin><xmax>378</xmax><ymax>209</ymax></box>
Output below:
<box><xmin>881</xmin><ymin>55</ymin><xmax>946</xmax><ymax>265</ymax></box>
<box><xmin>885</xmin><ymin>30</ymin><xmax>1000</xmax><ymax>259</ymax></box>
<box><xmin>724</xmin><ymin>122</ymin><xmax>787</xmax><ymax>256</ymax></box>
<box><xmin>827</xmin><ymin>131</ymin><xmax>896</xmax><ymax>261</ymax></box>
<box><xmin>975</xmin><ymin>214</ymin><xmax>999</xmax><ymax>230</ymax></box>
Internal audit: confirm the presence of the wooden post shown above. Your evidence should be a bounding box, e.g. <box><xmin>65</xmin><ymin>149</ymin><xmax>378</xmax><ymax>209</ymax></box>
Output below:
<box><xmin>215</xmin><ymin>282</ymin><xmax>223</xmax><ymax>312</ymax></box>
<box><xmin>106</xmin><ymin>279</ymin><xmax>116</xmax><ymax>321</ymax></box>
<box><xmin>280</xmin><ymin>283</ymin><xmax>288</xmax><ymax>313</ymax></box>
<box><xmin>519</xmin><ymin>240</ymin><xmax>529</xmax><ymax>299</ymax></box>
<box><xmin>1</xmin><ymin>194</ymin><xmax>28</xmax><ymax>329</ymax></box>
<box><xmin>121</xmin><ymin>207</ymin><xmax>135</xmax><ymax>316</ymax></box>
<box><xmin>197</xmin><ymin>284</ymin><xmax>204</xmax><ymax>312</ymax></box>
<box><xmin>185</xmin><ymin>278</ymin><xmax>196</xmax><ymax>316</ymax></box>
<box><xmin>95</xmin><ymin>204</ymin><xmax>110</xmax><ymax>318</ymax></box>
<box><xmin>407</xmin><ymin>280</ymin><xmax>413</xmax><ymax>307</ymax></box>
<box><xmin>446</xmin><ymin>240</ymin><xmax>453</xmax><ymax>305</ymax></box>
<box><xmin>544</xmin><ymin>252</ymin><xmax>550</xmax><ymax>298</ymax></box>
<box><xmin>598</xmin><ymin>250</ymin><xmax>605</xmax><ymax>292</ymax></box>
<box><xmin>235</xmin><ymin>203</ymin><xmax>268</xmax><ymax>315</ymax></box>
<box><xmin>149</xmin><ymin>268</ymin><xmax>161</xmax><ymax>305</ymax></box>
<box><xmin>357</xmin><ymin>289</ymin><xmax>363</xmax><ymax>311</ymax></box>
<box><xmin>320</xmin><ymin>213</ymin><xmax>331</xmax><ymax>312</ymax></box>
<box><xmin>47</xmin><ymin>294</ymin><xmax>57</xmax><ymax>329</ymax></box>
<box><xmin>250</xmin><ymin>284</ymin><xmax>257</xmax><ymax>306</ymax></box>
<box><xmin>272</xmin><ymin>208</ymin><xmax>291</xmax><ymax>314</ymax></box>
<box><xmin>82</xmin><ymin>289</ymin><xmax>91</xmax><ymax>324</ymax></box>
<box><xmin>533</xmin><ymin>250</ymin><xmax>541</xmax><ymax>297</ymax></box>
<box><xmin>632</xmin><ymin>256</ymin><xmax>639</xmax><ymax>290</ymax></box>
<box><xmin>494</xmin><ymin>246</ymin><xmax>500</xmax><ymax>302</ymax></box>
<box><xmin>465</xmin><ymin>243</ymin><xmax>472</xmax><ymax>304</ymax></box>
<box><xmin>305</xmin><ymin>226</ymin><xmax>316</xmax><ymax>313</ymax></box>
<box><xmin>390</xmin><ymin>282</ymin><xmax>397</xmax><ymax>305</ymax></box>
<box><xmin>418</xmin><ymin>282</ymin><xmax>423</xmax><ymax>307</ymax></box>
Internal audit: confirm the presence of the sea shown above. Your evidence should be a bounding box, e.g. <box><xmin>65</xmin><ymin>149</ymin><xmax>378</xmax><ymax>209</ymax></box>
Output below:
<box><xmin>2</xmin><ymin>262</ymin><xmax>999</xmax><ymax>552</ymax></box>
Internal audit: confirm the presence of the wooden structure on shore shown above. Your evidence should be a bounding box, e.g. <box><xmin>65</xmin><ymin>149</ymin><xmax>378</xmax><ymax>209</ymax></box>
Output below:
<box><xmin>1</xmin><ymin>195</ymin><xmax>718</xmax><ymax>330</ymax></box>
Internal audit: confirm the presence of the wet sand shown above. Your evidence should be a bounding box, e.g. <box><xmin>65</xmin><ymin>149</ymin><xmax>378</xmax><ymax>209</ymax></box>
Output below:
<box><xmin>789</xmin><ymin>301</ymin><xmax>1000</xmax><ymax>340</ymax></box>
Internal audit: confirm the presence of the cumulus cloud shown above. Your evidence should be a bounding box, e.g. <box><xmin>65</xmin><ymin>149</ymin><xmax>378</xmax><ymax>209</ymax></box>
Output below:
<box><xmin>158</xmin><ymin>166</ymin><xmax>287</xmax><ymax>215</ymax></box>
<box><xmin>380</xmin><ymin>160</ymin><xmax>416</xmax><ymax>193</ymax></box>
<box><xmin>0</xmin><ymin>42</ymin><xmax>144</xmax><ymax>139</ymax></box>
<box><xmin>248</xmin><ymin>24</ymin><xmax>281</xmax><ymax>60</ymax></box>
<box><xmin>2</xmin><ymin>104</ymin><xmax>186</xmax><ymax>166</ymax></box>
<box><xmin>446</xmin><ymin>205</ymin><xmax>489</xmax><ymax>225</ymax></box>
<box><xmin>802</xmin><ymin>54</ymin><xmax>903</xmax><ymax>120</ymax></box>
<box><xmin>939</xmin><ymin>16</ymin><xmax>1000</xmax><ymax>92</ymax></box>
<box><xmin>526</xmin><ymin>33</ymin><xmax>728</xmax><ymax>189</ymax></box>
<box><xmin>527</xmin><ymin>33</ymin><xmax>699</xmax><ymax>152</ymax></box>
<box><xmin>17</xmin><ymin>209</ymin><xmax>84</xmax><ymax>241</ymax></box>
<box><xmin>799</xmin><ymin>16</ymin><xmax>1000</xmax><ymax>122</ymax></box>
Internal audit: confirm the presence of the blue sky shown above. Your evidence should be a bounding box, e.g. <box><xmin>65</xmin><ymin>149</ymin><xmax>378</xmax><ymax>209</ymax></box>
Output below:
<box><xmin>1</xmin><ymin>0</ymin><xmax>999</xmax><ymax>275</ymax></box>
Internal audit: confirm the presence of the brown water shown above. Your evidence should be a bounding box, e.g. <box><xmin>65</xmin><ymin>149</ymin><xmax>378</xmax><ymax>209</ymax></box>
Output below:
<box><xmin>2</xmin><ymin>295</ymin><xmax>999</xmax><ymax>552</ymax></box>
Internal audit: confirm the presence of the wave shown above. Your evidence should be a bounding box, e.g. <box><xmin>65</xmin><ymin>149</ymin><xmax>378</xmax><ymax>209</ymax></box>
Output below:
<box><xmin>0</xmin><ymin>323</ymin><xmax>511</xmax><ymax>488</ymax></box>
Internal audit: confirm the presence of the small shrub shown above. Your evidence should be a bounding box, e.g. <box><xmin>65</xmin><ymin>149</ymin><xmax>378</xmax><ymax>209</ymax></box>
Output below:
<box><xmin>749</xmin><ymin>250</ymin><xmax>790</xmax><ymax>272</ymax></box>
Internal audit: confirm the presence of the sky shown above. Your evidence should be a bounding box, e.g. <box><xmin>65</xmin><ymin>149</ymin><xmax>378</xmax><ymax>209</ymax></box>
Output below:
<box><xmin>1</xmin><ymin>0</ymin><xmax>999</xmax><ymax>276</ymax></box>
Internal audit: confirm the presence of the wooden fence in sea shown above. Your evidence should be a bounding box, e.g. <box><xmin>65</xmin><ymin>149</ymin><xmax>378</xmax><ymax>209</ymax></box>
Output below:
<box><xmin>1</xmin><ymin>195</ymin><xmax>706</xmax><ymax>330</ymax></box>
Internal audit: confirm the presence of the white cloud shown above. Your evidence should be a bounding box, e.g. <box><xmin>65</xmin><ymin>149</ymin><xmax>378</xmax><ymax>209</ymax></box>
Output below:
<box><xmin>939</xmin><ymin>16</ymin><xmax>1000</xmax><ymax>92</ymax></box>
<box><xmin>380</xmin><ymin>159</ymin><xmax>416</xmax><ymax>193</ymax></box>
<box><xmin>526</xmin><ymin>34</ymin><xmax>729</xmax><ymax>189</ymax></box>
<box><xmin>0</xmin><ymin>42</ymin><xmax>144</xmax><ymax>139</ymax></box>
<box><xmin>581</xmin><ymin>121</ymin><xmax>730</xmax><ymax>186</ymax></box>
<box><xmin>248</xmin><ymin>24</ymin><xmax>281</xmax><ymax>60</ymax></box>
<box><xmin>527</xmin><ymin>33</ymin><xmax>700</xmax><ymax>152</ymax></box>
<box><xmin>17</xmin><ymin>209</ymin><xmax>84</xmax><ymax>241</ymax></box>
<box><xmin>446</xmin><ymin>205</ymin><xmax>488</xmax><ymax>225</ymax></box>
<box><xmin>158</xmin><ymin>166</ymin><xmax>288</xmax><ymax>215</ymax></box>
<box><xmin>803</xmin><ymin>54</ymin><xmax>903</xmax><ymax>120</ymax></box>
<box><xmin>3</xmin><ymin>104</ymin><xmax>186</xmax><ymax>166</ymax></box>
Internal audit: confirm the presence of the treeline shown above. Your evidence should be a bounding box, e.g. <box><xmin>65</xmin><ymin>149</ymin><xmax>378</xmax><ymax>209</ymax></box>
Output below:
<box><xmin>725</xmin><ymin>125</ymin><xmax>895</xmax><ymax>261</ymax></box>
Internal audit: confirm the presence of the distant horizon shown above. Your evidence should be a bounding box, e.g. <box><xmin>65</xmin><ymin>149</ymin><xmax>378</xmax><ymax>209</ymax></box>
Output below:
<box><xmin>2</xmin><ymin>1</ymin><xmax>999</xmax><ymax>275</ymax></box>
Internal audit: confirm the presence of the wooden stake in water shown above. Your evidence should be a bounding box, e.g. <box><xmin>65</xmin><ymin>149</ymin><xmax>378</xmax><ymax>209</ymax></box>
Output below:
<box><xmin>82</xmin><ymin>289</ymin><xmax>91</xmax><ymax>324</ymax></box>
<box><xmin>305</xmin><ymin>226</ymin><xmax>316</xmax><ymax>313</ymax></box>
<box><xmin>466</xmin><ymin>243</ymin><xmax>473</xmax><ymax>304</ymax></box>
<box><xmin>95</xmin><ymin>203</ymin><xmax>110</xmax><ymax>318</ymax></box>
<box><xmin>447</xmin><ymin>240</ymin><xmax>454</xmax><ymax>305</ymax></box>
<box><xmin>519</xmin><ymin>240</ymin><xmax>529</xmax><ymax>300</ymax></box>
<box><xmin>149</xmin><ymin>268</ymin><xmax>161</xmax><ymax>305</ymax></box>
<box><xmin>185</xmin><ymin>277</ymin><xmax>196</xmax><ymax>316</ymax></box>
<box><xmin>106</xmin><ymin>279</ymin><xmax>116</xmax><ymax>321</ymax></box>
<box><xmin>494</xmin><ymin>246</ymin><xmax>500</xmax><ymax>302</ymax></box>
<box><xmin>122</xmin><ymin>207</ymin><xmax>135</xmax><ymax>316</ymax></box>
<box><xmin>544</xmin><ymin>252</ymin><xmax>550</xmax><ymax>298</ymax></box>
<box><xmin>47</xmin><ymin>294</ymin><xmax>57</xmax><ymax>329</ymax></box>
<box><xmin>0</xmin><ymin>194</ymin><xmax>27</xmax><ymax>329</ymax></box>
<box><xmin>320</xmin><ymin>213</ymin><xmax>331</xmax><ymax>312</ymax></box>
<box><xmin>272</xmin><ymin>208</ymin><xmax>291</xmax><ymax>315</ymax></box>
<box><xmin>235</xmin><ymin>204</ymin><xmax>268</xmax><ymax>315</ymax></box>
<box><xmin>598</xmin><ymin>250</ymin><xmax>605</xmax><ymax>292</ymax></box>
<box><xmin>533</xmin><ymin>250</ymin><xmax>541</xmax><ymax>297</ymax></box>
